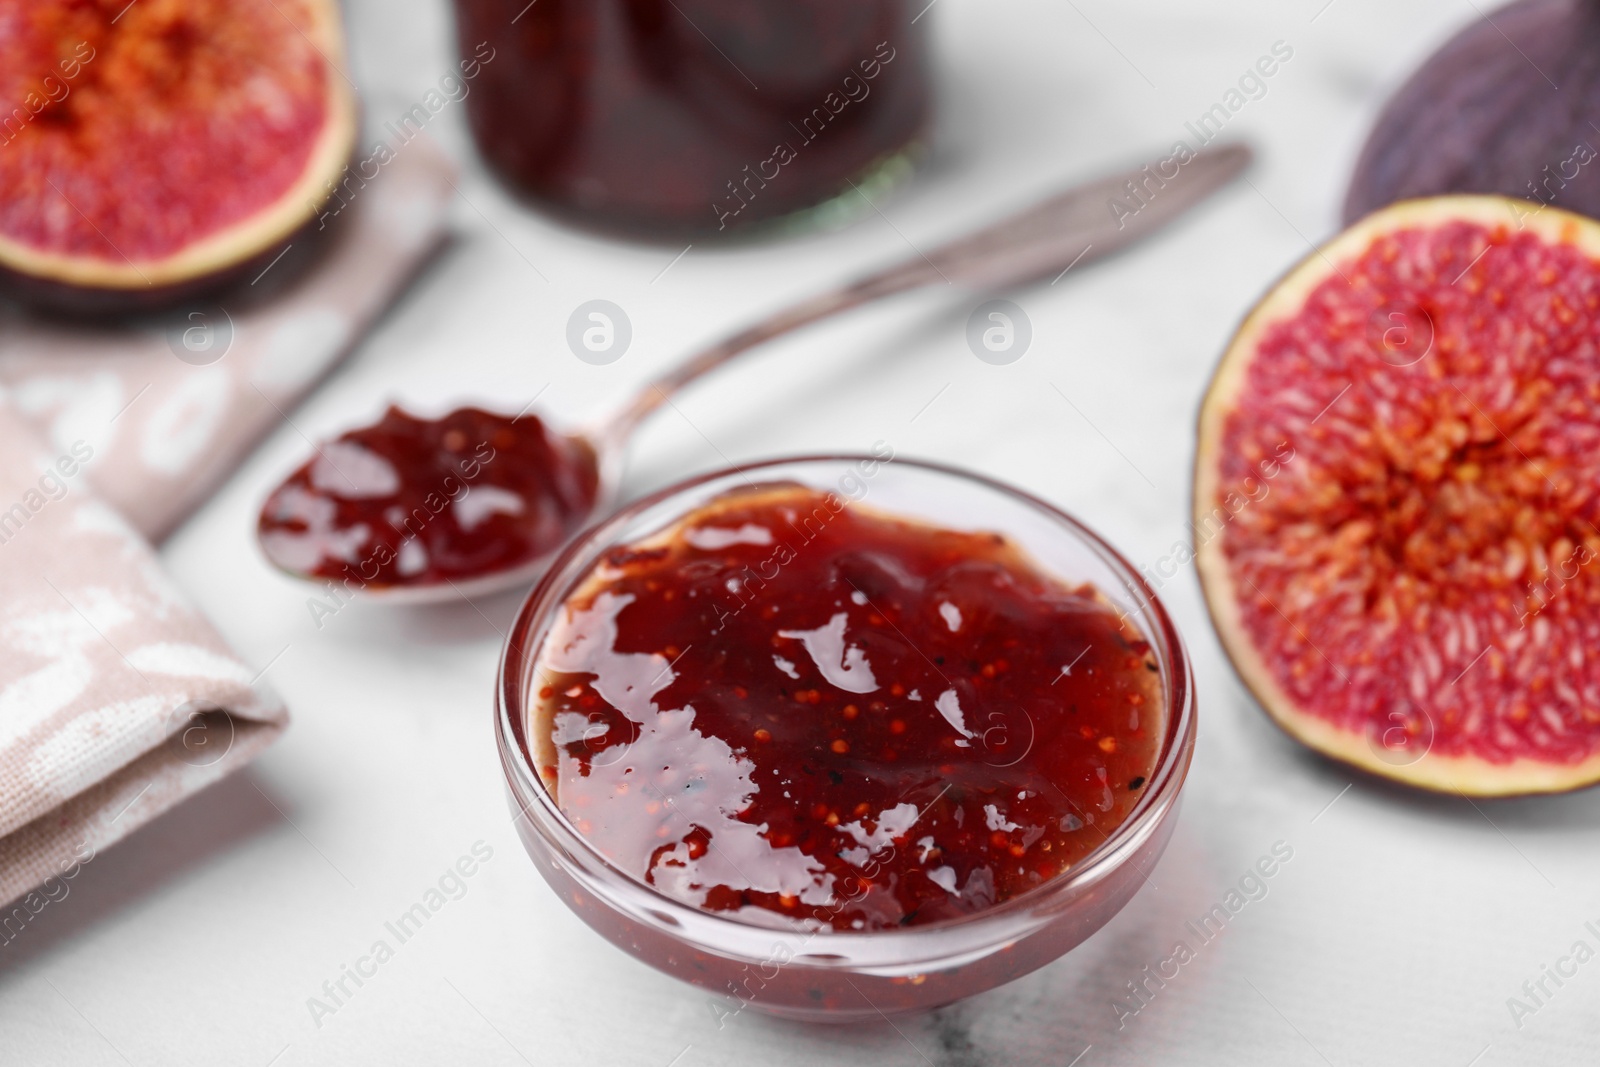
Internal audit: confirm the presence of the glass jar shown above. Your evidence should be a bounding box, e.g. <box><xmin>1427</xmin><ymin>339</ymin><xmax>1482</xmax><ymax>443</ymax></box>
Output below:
<box><xmin>452</xmin><ymin>0</ymin><xmax>931</xmax><ymax>239</ymax></box>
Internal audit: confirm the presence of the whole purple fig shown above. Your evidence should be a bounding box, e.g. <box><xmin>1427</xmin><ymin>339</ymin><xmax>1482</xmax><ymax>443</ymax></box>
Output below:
<box><xmin>1344</xmin><ymin>0</ymin><xmax>1600</xmax><ymax>223</ymax></box>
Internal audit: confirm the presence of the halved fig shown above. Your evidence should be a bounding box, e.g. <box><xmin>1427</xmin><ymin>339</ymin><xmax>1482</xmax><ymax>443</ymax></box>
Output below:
<box><xmin>1196</xmin><ymin>195</ymin><xmax>1600</xmax><ymax>796</ymax></box>
<box><xmin>0</xmin><ymin>0</ymin><xmax>358</xmax><ymax>314</ymax></box>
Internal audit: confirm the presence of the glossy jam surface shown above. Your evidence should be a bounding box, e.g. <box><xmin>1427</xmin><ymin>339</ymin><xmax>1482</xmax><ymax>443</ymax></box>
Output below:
<box><xmin>453</xmin><ymin>0</ymin><xmax>930</xmax><ymax>237</ymax></box>
<box><xmin>530</xmin><ymin>485</ymin><xmax>1163</xmax><ymax>931</ymax></box>
<box><xmin>258</xmin><ymin>407</ymin><xmax>598</xmax><ymax>590</ymax></box>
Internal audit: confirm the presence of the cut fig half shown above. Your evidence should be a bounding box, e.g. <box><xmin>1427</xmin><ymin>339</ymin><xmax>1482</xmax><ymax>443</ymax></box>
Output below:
<box><xmin>1196</xmin><ymin>195</ymin><xmax>1600</xmax><ymax>796</ymax></box>
<box><xmin>0</xmin><ymin>0</ymin><xmax>358</xmax><ymax>314</ymax></box>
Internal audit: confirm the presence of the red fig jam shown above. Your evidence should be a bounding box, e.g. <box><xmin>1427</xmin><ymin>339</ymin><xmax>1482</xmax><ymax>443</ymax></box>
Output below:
<box><xmin>258</xmin><ymin>407</ymin><xmax>597</xmax><ymax>590</ymax></box>
<box><xmin>452</xmin><ymin>0</ymin><xmax>930</xmax><ymax>238</ymax></box>
<box><xmin>530</xmin><ymin>485</ymin><xmax>1162</xmax><ymax>931</ymax></box>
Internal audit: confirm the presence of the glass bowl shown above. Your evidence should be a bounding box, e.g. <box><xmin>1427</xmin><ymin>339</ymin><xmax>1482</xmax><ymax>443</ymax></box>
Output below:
<box><xmin>495</xmin><ymin>455</ymin><xmax>1196</xmax><ymax>1022</ymax></box>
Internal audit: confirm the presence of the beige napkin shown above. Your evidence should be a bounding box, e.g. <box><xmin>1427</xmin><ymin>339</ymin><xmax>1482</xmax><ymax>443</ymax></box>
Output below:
<box><xmin>0</xmin><ymin>136</ymin><xmax>456</xmax><ymax>912</ymax></box>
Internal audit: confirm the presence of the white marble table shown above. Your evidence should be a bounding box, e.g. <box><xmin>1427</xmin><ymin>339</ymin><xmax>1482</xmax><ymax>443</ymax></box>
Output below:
<box><xmin>5</xmin><ymin>1</ymin><xmax>1594</xmax><ymax>1063</ymax></box>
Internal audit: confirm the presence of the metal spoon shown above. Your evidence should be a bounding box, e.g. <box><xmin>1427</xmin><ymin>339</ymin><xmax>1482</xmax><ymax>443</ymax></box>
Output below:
<box><xmin>261</xmin><ymin>142</ymin><xmax>1253</xmax><ymax>604</ymax></box>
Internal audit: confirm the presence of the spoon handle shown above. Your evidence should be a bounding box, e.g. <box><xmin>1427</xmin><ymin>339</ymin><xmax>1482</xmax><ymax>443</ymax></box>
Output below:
<box><xmin>601</xmin><ymin>141</ymin><xmax>1252</xmax><ymax>445</ymax></box>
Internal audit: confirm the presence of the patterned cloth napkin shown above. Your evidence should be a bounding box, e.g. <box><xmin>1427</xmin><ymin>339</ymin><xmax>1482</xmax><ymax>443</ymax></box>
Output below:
<box><xmin>0</xmin><ymin>137</ymin><xmax>456</xmax><ymax>911</ymax></box>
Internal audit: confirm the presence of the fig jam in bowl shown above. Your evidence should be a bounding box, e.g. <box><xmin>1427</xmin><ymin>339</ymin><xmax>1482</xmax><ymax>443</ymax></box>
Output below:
<box><xmin>496</xmin><ymin>456</ymin><xmax>1195</xmax><ymax>1021</ymax></box>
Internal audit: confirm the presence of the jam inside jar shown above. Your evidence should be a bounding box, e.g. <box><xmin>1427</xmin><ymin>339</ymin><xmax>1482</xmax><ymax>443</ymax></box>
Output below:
<box><xmin>452</xmin><ymin>0</ymin><xmax>931</xmax><ymax>238</ymax></box>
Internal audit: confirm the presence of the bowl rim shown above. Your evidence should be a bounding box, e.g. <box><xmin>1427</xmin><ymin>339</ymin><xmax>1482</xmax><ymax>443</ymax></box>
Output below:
<box><xmin>495</xmin><ymin>453</ymin><xmax>1196</xmax><ymax>951</ymax></box>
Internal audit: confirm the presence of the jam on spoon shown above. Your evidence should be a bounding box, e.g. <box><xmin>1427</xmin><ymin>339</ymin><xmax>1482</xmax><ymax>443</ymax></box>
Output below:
<box><xmin>258</xmin><ymin>406</ymin><xmax>598</xmax><ymax>592</ymax></box>
<box><xmin>529</xmin><ymin>484</ymin><xmax>1162</xmax><ymax>931</ymax></box>
<box><xmin>256</xmin><ymin>144</ymin><xmax>1251</xmax><ymax>601</ymax></box>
